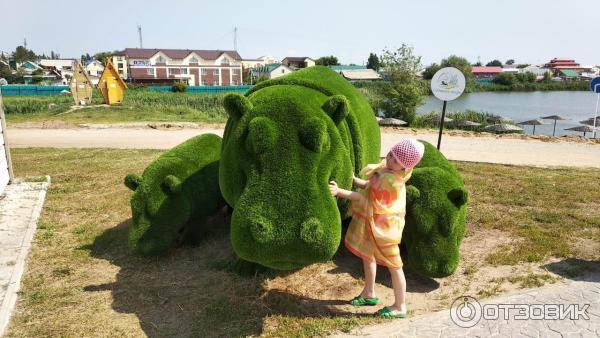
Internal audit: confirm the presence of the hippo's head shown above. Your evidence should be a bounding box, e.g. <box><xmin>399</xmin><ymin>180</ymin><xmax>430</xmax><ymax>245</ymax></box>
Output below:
<box><xmin>404</xmin><ymin>162</ymin><xmax>468</xmax><ymax>278</ymax></box>
<box><xmin>124</xmin><ymin>158</ymin><xmax>192</xmax><ymax>255</ymax></box>
<box><xmin>219</xmin><ymin>86</ymin><xmax>354</xmax><ymax>270</ymax></box>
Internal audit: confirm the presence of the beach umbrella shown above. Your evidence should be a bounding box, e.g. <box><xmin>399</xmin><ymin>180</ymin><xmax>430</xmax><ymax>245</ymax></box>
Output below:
<box><xmin>483</xmin><ymin>124</ymin><xmax>523</xmax><ymax>133</ymax></box>
<box><xmin>453</xmin><ymin>120</ymin><xmax>481</xmax><ymax>130</ymax></box>
<box><xmin>541</xmin><ymin>115</ymin><xmax>567</xmax><ymax>136</ymax></box>
<box><xmin>580</xmin><ymin>117</ymin><xmax>600</xmax><ymax>138</ymax></box>
<box><xmin>486</xmin><ymin>115</ymin><xmax>513</xmax><ymax>123</ymax></box>
<box><xmin>565</xmin><ymin>125</ymin><xmax>596</xmax><ymax>137</ymax></box>
<box><xmin>425</xmin><ymin>114</ymin><xmax>453</xmax><ymax>126</ymax></box>
<box><xmin>517</xmin><ymin>119</ymin><xmax>547</xmax><ymax>135</ymax></box>
<box><xmin>378</xmin><ymin>118</ymin><xmax>408</xmax><ymax>127</ymax></box>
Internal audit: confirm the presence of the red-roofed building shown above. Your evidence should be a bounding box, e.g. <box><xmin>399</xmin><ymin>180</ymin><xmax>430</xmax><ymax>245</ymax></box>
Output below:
<box><xmin>544</xmin><ymin>58</ymin><xmax>584</xmax><ymax>76</ymax></box>
<box><xmin>111</xmin><ymin>48</ymin><xmax>243</xmax><ymax>86</ymax></box>
<box><xmin>472</xmin><ymin>66</ymin><xmax>503</xmax><ymax>82</ymax></box>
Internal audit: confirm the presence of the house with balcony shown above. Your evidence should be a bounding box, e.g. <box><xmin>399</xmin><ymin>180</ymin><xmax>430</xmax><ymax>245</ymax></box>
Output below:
<box><xmin>111</xmin><ymin>48</ymin><xmax>243</xmax><ymax>86</ymax></box>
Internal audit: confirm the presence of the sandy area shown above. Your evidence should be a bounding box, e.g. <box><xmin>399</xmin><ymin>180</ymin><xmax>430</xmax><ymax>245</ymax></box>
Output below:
<box><xmin>6</xmin><ymin>123</ymin><xmax>600</xmax><ymax>168</ymax></box>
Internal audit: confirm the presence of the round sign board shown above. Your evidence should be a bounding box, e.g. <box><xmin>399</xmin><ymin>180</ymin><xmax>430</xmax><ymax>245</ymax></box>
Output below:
<box><xmin>590</xmin><ymin>77</ymin><xmax>600</xmax><ymax>93</ymax></box>
<box><xmin>431</xmin><ymin>67</ymin><xmax>466</xmax><ymax>101</ymax></box>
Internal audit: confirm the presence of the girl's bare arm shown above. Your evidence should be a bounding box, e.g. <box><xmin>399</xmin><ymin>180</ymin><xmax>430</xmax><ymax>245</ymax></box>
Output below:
<box><xmin>352</xmin><ymin>176</ymin><xmax>368</xmax><ymax>189</ymax></box>
<box><xmin>329</xmin><ymin>181</ymin><xmax>363</xmax><ymax>201</ymax></box>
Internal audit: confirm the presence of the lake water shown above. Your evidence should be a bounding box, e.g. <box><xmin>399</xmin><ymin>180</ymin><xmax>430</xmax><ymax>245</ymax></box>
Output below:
<box><xmin>417</xmin><ymin>91</ymin><xmax>599</xmax><ymax>137</ymax></box>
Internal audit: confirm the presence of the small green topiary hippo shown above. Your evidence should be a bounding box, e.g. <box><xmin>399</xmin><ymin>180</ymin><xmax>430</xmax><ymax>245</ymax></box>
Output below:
<box><xmin>124</xmin><ymin>66</ymin><xmax>468</xmax><ymax>277</ymax></box>
<box><xmin>405</xmin><ymin>141</ymin><xmax>468</xmax><ymax>278</ymax></box>
<box><xmin>124</xmin><ymin>134</ymin><xmax>224</xmax><ymax>255</ymax></box>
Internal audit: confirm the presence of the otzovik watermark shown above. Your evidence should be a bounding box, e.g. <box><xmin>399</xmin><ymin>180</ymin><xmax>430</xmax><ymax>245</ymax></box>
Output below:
<box><xmin>450</xmin><ymin>296</ymin><xmax>590</xmax><ymax>328</ymax></box>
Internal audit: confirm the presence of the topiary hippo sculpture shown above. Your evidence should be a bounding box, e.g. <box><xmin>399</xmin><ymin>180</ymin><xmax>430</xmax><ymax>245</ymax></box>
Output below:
<box><xmin>124</xmin><ymin>66</ymin><xmax>468</xmax><ymax>277</ymax></box>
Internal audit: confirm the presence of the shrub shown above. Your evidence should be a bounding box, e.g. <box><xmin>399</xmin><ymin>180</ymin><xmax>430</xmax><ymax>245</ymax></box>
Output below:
<box><xmin>172</xmin><ymin>81</ymin><xmax>188</xmax><ymax>93</ymax></box>
<box><xmin>494</xmin><ymin>72</ymin><xmax>516</xmax><ymax>86</ymax></box>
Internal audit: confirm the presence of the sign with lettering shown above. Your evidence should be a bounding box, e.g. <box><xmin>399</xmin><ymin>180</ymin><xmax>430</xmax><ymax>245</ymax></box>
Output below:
<box><xmin>590</xmin><ymin>77</ymin><xmax>600</xmax><ymax>94</ymax></box>
<box><xmin>431</xmin><ymin>67</ymin><xmax>466</xmax><ymax>101</ymax></box>
<box><xmin>129</xmin><ymin>60</ymin><xmax>151</xmax><ymax>68</ymax></box>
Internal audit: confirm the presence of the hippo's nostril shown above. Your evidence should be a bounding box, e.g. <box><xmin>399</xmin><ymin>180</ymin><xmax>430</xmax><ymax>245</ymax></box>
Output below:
<box><xmin>249</xmin><ymin>219</ymin><xmax>274</xmax><ymax>244</ymax></box>
<box><xmin>300</xmin><ymin>218</ymin><xmax>324</xmax><ymax>245</ymax></box>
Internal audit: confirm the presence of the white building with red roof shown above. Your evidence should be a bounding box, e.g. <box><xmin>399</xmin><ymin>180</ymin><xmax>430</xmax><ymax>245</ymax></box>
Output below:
<box><xmin>112</xmin><ymin>48</ymin><xmax>243</xmax><ymax>86</ymax></box>
<box><xmin>472</xmin><ymin>66</ymin><xmax>503</xmax><ymax>82</ymax></box>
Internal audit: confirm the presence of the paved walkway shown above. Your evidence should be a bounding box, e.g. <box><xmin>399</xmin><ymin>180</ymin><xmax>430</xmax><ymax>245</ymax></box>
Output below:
<box><xmin>333</xmin><ymin>272</ymin><xmax>600</xmax><ymax>337</ymax></box>
<box><xmin>7</xmin><ymin>127</ymin><xmax>600</xmax><ymax>168</ymax></box>
<box><xmin>0</xmin><ymin>178</ymin><xmax>50</xmax><ymax>336</ymax></box>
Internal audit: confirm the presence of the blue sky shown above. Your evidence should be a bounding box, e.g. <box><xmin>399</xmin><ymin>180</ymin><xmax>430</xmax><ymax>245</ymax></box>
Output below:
<box><xmin>1</xmin><ymin>0</ymin><xmax>599</xmax><ymax>66</ymax></box>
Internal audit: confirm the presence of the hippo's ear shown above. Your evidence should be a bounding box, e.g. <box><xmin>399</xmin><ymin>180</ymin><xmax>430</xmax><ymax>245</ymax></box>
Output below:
<box><xmin>223</xmin><ymin>93</ymin><xmax>252</xmax><ymax>120</ymax></box>
<box><xmin>322</xmin><ymin>95</ymin><xmax>349</xmax><ymax>125</ymax></box>
<box><xmin>124</xmin><ymin>174</ymin><xmax>141</xmax><ymax>191</ymax></box>
<box><xmin>406</xmin><ymin>185</ymin><xmax>420</xmax><ymax>206</ymax></box>
<box><xmin>448</xmin><ymin>188</ymin><xmax>468</xmax><ymax>208</ymax></box>
<box><xmin>162</xmin><ymin>175</ymin><xmax>182</xmax><ymax>195</ymax></box>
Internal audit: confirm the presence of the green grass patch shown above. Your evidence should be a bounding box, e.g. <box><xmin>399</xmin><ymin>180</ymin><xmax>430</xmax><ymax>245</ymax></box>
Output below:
<box><xmin>5</xmin><ymin>149</ymin><xmax>599</xmax><ymax>337</ymax></box>
<box><xmin>4</xmin><ymin>88</ymin><xmax>228</xmax><ymax>125</ymax></box>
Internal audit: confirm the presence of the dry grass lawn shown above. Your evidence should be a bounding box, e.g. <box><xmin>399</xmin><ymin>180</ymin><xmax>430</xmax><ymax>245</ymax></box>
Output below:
<box><xmin>5</xmin><ymin>148</ymin><xmax>600</xmax><ymax>337</ymax></box>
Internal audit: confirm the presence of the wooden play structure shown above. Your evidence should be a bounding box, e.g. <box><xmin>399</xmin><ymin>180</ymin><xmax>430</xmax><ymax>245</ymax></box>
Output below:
<box><xmin>69</xmin><ymin>61</ymin><xmax>93</xmax><ymax>105</ymax></box>
<box><xmin>98</xmin><ymin>59</ymin><xmax>127</xmax><ymax>104</ymax></box>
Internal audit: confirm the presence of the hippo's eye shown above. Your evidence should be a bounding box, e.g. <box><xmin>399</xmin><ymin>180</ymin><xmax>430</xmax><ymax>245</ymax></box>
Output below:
<box><xmin>246</xmin><ymin>117</ymin><xmax>277</xmax><ymax>154</ymax></box>
<box><xmin>299</xmin><ymin>117</ymin><xmax>330</xmax><ymax>153</ymax></box>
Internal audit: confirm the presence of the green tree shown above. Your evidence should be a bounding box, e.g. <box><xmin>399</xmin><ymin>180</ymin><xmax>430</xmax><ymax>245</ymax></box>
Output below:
<box><xmin>422</xmin><ymin>63</ymin><xmax>441</xmax><ymax>80</ymax></box>
<box><xmin>472</xmin><ymin>61</ymin><xmax>482</xmax><ymax>66</ymax></box>
<box><xmin>315</xmin><ymin>55</ymin><xmax>340</xmax><ymax>66</ymax></box>
<box><xmin>12</xmin><ymin>45</ymin><xmax>37</xmax><ymax>63</ymax></box>
<box><xmin>366</xmin><ymin>53</ymin><xmax>381</xmax><ymax>71</ymax></box>
<box><xmin>506</xmin><ymin>59</ymin><xmax>515</xmax><ymax>65</ymax></box>
<box><xmin>440</xmin><ymin>55</ymin><xmax>473</xmax><ymax>82</ymax></box>
<box><xmin>0</xmin><ymin>62</ymin><xmax>13</xmax><ymax>82</ymax></box>
<box><xmin>379</xmin><ymin>44</ymin><xmax>424</xmax><ymax>124</ymax></box>
<box><xmin>95</xmin><ymin>51</ymin><xmax>120</xmax><ymax>66</ymax></box>
<box><xmin>515</xmin><ymin>71</ymin><xmax>536</xmax><ymax>83</ymax></box>
<box><xmin>486</xmin><ymin>59</ymin><xmax>503</xmax><ymax>67</ymax></box>
<box><xmin>543</xmin><ymin>71</ymin><xmax>553</xmax><ymax>83</ymax></box>
<box><xmin>494</xmin><ymin>72</ymin><xmax>516</xmax><ymax>85</ymax></box>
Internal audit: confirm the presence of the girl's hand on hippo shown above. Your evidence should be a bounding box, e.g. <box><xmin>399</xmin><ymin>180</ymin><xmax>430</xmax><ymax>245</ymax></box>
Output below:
<box><xmin>328</xmin><ymin>181</ymin><xmax>339</xmax><ymax>197</ymax></box>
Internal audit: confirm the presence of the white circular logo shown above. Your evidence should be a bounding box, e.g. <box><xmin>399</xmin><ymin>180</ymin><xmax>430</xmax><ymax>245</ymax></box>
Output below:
<box><xmin>431</xmin><ymin>67</ymin><xmax>466</xmax><ymax>101</ymax></box>
<box><xmin>450</xmin><ymin>296</ymin><xmax>482</xmax><ymax>328</ymax></box>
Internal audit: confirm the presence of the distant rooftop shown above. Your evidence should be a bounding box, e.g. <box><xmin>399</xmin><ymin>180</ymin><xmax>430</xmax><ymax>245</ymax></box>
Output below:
<box><xmin>472</xmin><ymin>66</ymin><xmax>503</xmax><ymax>74</ymax></box>
<box><xmin>114</xmin><ymin>48</ymin><xmax>242</xmax><ymax>60</ymax></box>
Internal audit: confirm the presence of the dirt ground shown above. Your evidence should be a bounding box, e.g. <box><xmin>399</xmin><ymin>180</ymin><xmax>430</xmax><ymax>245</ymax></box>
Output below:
<box><xmin>7</xmin><ymin>123</ymin><xmax>600</xmax><ymax>168</ymax></box>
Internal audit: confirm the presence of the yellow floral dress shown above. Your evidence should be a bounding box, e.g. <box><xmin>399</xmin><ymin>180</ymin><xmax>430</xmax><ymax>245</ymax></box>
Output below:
<box><xmin>344</xmin><ymin>162</ymin><xmax>412</xmax><ymax>269</ymax></box>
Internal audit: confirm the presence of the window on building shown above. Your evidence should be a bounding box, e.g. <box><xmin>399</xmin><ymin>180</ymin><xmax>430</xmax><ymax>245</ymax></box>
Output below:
<box><xmin>232</xmin><ymin>69</ymin><xmax>240</xmax><ymax>75</ymax></box>
<box><xmin>201</xmin><ymin>80</ymin><xmax>207</xmax><ymax>86</ymax></box>
<box><xmin>214</xmin><ymin>69</ymin><xmax>220</xmax><ymax>76</ymax></box>
<box><xmin>189</xmin><ymin>57</ymin><xmax>198</xmax><ymax>64</ymax></box>
<box><xmin>169</xmin><ymin>68</ymin><xmax>178</xmax><ymax>75</ymax></box>
<box><xmin>116</xmin><ymin>56</ymin><xmax>123</xmax><ymax>61</ymax></box>
<box><xmin>281</xmin><ymin>69</ymin><xmax>285</xmax><ymax>74</ymax></box>
<box><xmin>221</xmin><ymin>58</ymin><xmax>230</xmax><ymax>65</ymax></box>
<box><xmin>117</xmin><ymin>64</ymin><xmax>123</xmax><ymax>70</ymax></box>
<box><xmin>201</xmin><ymin>69</ymin><xmax>207</xmax><ymax>76</ymax></box>
<box><xmin>157</xmin><ymin>56</ymin><xmax>166</xmax><ymax>64</ymax></box>
<box><xmin>147</xmin><ymin>68</ymin><xmax>154</xmax><ymax>76</ymax></box>
<box><xmin>180</xmin><ymin>68</ymin><xmax>188</xmax><ymax>75</ymax></box>
<box><xmin>214</xmin><ymin>81</ymin><xmax>219</xmax><ymax>86</ymax></box>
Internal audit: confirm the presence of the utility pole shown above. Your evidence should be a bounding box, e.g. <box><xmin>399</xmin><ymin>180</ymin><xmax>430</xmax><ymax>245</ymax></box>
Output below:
<box><xmin>23</xmin><ymin>38</ymin><xmax>27</xmax><ymax>49</ymax></box>
<box><xmin>234</xmin><ymin>27</ymin><xmax>237</xmax><ymax>51</ymax></box>
<box><xmin>138</xmin><ymin>25</ymin><xmax>143</xmax><ymax>49</ymax></box>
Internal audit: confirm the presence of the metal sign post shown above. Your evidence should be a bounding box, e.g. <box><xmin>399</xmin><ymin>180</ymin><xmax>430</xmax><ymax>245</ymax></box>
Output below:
<box><xmin>590</xmin><ymin>77</ymin><xmax>600</xmax><ymax>138</ymax></box>
<box><xmin>431</xmin><ymin>67</ymin><xmax>466</xmax><ymax>150</ymax></box>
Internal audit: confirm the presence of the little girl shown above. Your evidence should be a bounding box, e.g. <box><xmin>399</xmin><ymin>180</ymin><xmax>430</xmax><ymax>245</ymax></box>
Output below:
<box><xmin>328</xmin><ymin>139</ymin><xmax>424</xmax><ymax>318</ymax></box>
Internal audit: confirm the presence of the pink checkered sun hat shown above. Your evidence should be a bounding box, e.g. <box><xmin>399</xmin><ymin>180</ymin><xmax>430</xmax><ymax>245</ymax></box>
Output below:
<box><xmin>390</xmin><ymin>139</ymin><xmax>425</xmax><ymax>169</ymax></box>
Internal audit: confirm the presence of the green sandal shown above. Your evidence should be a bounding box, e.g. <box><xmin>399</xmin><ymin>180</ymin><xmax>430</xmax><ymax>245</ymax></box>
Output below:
<box><xmin>377</xmin><ymin>306</ymin><xmax>407</xmax><ymax>318</ymax></box>
<box><xmin>350</xmin><ymin>295</ymin><xmax>379</xmax><ymax>306</ymax></box>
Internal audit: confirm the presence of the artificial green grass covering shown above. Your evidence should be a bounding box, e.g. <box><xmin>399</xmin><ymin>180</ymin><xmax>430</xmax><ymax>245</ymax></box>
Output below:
<box><xmin>404</xmin><ymin>141</ymin><xmax>468</xmax><ymax>277</ymax></box>
<box><xmin>124</xmin><ymin>133</ymin><xmax>224</xmax><ymax>255</ymax></box>
<box><xmin>220</xmin><ymin>66</ymin><xmax>381</xmax><ymax>269</ymax></box>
